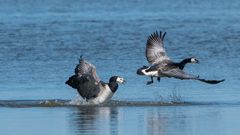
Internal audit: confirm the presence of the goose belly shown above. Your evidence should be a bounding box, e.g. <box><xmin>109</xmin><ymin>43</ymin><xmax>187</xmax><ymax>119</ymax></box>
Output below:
<box><xmin>88</xmin><ymin>85</ymin><xmax>114</xmax><ymax>104</ymax></box>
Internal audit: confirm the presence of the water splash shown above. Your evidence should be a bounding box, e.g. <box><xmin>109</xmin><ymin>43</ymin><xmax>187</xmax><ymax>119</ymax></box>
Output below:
<box><xmin>67</xmin><ymin>97</ymin><xmax>94</xmax><ymax>106</ymax></box>
<box><xmin>0</xmin><ymin>99</ymin><xmax>185</xmax><ymax>108</ymax></box>
<box><xmin>39</xmin><ymin>99</ymin><xmax>65</xmax><ymax>106</ymax></box>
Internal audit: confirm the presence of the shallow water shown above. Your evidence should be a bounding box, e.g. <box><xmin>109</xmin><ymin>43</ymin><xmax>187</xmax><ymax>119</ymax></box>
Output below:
<box><xmin>0</xmin><ymin>0</ymin><xmax>240</xmax><ymax>134</ymax></box>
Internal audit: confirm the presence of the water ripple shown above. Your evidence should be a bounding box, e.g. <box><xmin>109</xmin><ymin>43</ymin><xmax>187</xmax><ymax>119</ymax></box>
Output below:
<box><xmin>1</xmin><ymin>99</ymin><xmax>240</xmax><ymax>108</ymax></box>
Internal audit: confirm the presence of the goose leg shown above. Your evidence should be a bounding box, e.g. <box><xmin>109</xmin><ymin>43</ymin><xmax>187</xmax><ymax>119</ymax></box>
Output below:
<box><xmin>147</xmin><ymin>76</ymin><xmax>154</xmax><ymax>85</ymax></box>
<box><xmin>157</xmin><ymin>77</ymin><xmax>161</xmax><ymax>82</ymax></box>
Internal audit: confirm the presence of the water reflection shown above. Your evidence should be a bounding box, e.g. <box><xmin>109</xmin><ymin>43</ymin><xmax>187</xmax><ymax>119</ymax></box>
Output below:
<box><xmin>69</xmin><ymin>107</ymin><xmax>119</xmax><ymax>135</ymax></box>
<box><xmin>146</xmin><ymin>107</ymin><xmax>189</xmax><ymax>135</ymax></box>
<box><xmin>69</xmin><ymin>106</ymin><xmax>188</xmax><ymax>135</ymax></box>
<box><xmin>146</xmin><ymin>106</ymin><xmax>225</xmax><ymax>135</ymax></box>
<box><xmin>68</xmin><ymin>105</ymin><xmax>233</xmax><ymax>135</ymax></box>
<box><xmin>147</xmin><ymin>111</ymin><xmax>167</xmax><ymax>135</ymax></box>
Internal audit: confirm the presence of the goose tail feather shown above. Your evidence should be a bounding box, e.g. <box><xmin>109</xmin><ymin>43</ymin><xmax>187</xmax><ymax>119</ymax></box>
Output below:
<box><xmin>197</xmin><ymin>78</ymin><xmax>225</xmax><ymax>84</ymax></box>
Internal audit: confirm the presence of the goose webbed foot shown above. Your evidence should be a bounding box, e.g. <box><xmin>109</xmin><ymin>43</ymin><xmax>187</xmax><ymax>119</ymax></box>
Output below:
<box><xmin>147</xmin><ymin>81</ymin><xmax>154</xmax><ymax>85</ymax></box>
<box><xmin>157</xmin><ymin>77</ymin><xmax>161</xmax><ymax>82</ymax></box>
<box><xmin>147</xmin><ymin>76</ymin><xmax>154</xmax><ymax>85</ymax></box>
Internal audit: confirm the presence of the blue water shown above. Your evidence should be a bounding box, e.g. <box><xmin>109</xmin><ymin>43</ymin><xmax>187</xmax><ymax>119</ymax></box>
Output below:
<box><xmin>0</xmin><ymin>0</ymin><xmax>240</xmax><ymax>135</ymax></box>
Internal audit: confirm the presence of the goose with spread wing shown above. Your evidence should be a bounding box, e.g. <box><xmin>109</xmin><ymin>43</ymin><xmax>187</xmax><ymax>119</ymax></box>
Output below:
<box><xmin>137</xmin><ymin>31</ymin><xmax>225</xmax><ymax>85</ymax></box>
<box><xmin>66</xmin><ymin>56</ymin><xmax>125</xmax><ymax>104</ymax></box>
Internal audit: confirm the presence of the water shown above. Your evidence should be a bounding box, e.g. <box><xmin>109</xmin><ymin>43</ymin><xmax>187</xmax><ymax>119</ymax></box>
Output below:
<box><xmin>0</xmin><ymin>0</ymin><xmax>240</xmax><ymax>134</ymax></box>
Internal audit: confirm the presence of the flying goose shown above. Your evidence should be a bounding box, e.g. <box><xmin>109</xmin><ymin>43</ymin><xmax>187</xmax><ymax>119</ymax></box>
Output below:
<box><xmin>66</xmin><ymin>56</ymin><xmax>125</xmax><ymax>104</ymax></box>
<box><xmin>136</xmin><ymin>31</ymin><xmax>225</xmax><ymax>85</ymax></box>
<box><xmin>137</xmin><ymin>57</ymin><xmax>199</xmax><ymax>84</ymax></box>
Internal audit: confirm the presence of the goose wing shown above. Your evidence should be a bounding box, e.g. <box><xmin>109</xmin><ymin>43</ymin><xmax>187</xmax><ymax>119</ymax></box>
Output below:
<box><xmin>65</xmin><ymin>74</ymin><xmax>81</xmax><ymax>89</ymax></box>
<box><xmin>146</xmin><ymin>31</ymin><xmax>171</xmax><ymax>65</ymax></box>
<box><xmin>161</xmin><ymin>68</ymin><xmax>199</xmax><ymax>80</ymax></box>
<box><xmin>75</xmin><ymin>57</ymin><xmax>100</xmax><ymax>82</ymax></box>
<box><xmin>66</xmin><ymin>74</ymin><xmax>100</xmax><ymax>99</ymax></box>
<box><xmin>160</xmin><ymin>67</ymin><xmax>225</xmax><ymax>84</ymax></box>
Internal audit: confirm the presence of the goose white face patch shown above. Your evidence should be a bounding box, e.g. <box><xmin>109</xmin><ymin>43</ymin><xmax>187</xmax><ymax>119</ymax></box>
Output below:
<box><xmin>191</xmin><ymin>58</ymin><xmax>198</xmax><ymax>63</ymax></box>
<box><xmin>116</xmin><ymin>77</ymin><xmax>125</xmax><ymax>84</ymax></box>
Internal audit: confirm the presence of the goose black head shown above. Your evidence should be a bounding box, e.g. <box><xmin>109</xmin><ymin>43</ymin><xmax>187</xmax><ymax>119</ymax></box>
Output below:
<box><xmin>190</xmin><ymin>57</ymin><xmax>199</xmax><ymax>63</ymax></box>
<box><xmin>136</xmin><ymin>65</ymin><xmax>149</xmax><ymax>75</ymax></box>
<box><xmin>108</xmin><ymin>76</ymin><xmax>126</xmax><ymax>93</ymax></box>
<box><xmin>179</xmin><ymin>57</ymin><xmax>199</xmax><ymax>70</ymax></box>
<box><xmin>109</xmin><ymin>76</ymin><xmax>126</xmax><ymax>84</ymax></box>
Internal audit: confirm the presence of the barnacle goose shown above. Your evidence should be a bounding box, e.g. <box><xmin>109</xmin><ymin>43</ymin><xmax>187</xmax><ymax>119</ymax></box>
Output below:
<box><xmin>136</xmin><ymin>31</ymin><xmax>224</xmax><ymax>85</ymax></box>
<box><xmin>66</xmin><ymin>56</ymin><xmax>125</xmax><ymax>104</ymax></box>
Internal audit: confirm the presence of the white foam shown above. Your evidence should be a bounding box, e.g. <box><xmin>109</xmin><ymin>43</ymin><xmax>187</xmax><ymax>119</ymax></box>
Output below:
<box><xmin>67</xmin><ymin>96</ymin><xmax>93</xmax><ymax>106</ymax></box>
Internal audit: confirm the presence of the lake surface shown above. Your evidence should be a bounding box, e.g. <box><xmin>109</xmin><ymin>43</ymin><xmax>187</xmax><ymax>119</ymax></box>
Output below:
<box><xmin>0</xmin><ymin>0</ymin><xmax>240</xmax><ymax>135</ymax></box>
